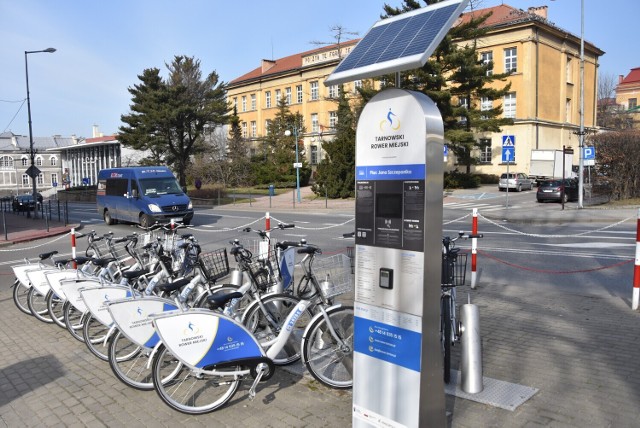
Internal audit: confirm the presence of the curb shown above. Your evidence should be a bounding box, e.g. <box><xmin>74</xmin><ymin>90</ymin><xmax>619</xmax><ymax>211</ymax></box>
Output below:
<box><xmin>0</xmin><ymin>224</ymin><xmax>79</xmax><ymax>247</ymax></box>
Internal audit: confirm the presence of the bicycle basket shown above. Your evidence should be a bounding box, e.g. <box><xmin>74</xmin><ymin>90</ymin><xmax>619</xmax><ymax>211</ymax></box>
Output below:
<box><xmin>313</xmin><ymin>253</ymin><xmax>354</xmax><ymax>299</ymax></box>
<box><xmin>199</xmin><ymin>248</ymin><xmax>230</xmax><ymax>282</ymax></box>
<box><xmin>346</xmin><ymin>246</ymin><xmax>355</xmax><ymax>274</ymax></box>
<box><xmin>248</xmin><ymin>257</ymin><xmax>278</xmax><ymax>291</ymax></box>
<box><xmin>442</xmin><ymin>252</ymin><xmax>467</xmax><ymax>287</ymax></box>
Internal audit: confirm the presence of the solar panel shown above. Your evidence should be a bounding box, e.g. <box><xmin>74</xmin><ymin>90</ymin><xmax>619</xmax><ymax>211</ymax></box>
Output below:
<box><xmin>324</xmin><ymin>0</ymin><xmax>469</xmax><ymax>86</ymax></box>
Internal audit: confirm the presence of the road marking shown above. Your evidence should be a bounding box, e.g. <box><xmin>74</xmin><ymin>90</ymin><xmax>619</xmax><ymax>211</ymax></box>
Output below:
<box><xmin>444</xmin><ymin>202</ymin><xmax>515</xmax><ymax>212</ymax></box>
<box><xmin>536</xmin><ymin>242</ymin><xmax>636</xmax><ymax>248</ymax></box>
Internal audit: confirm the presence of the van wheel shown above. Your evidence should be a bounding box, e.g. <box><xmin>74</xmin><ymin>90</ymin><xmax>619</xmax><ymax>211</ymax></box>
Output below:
<box><xmin>139</xmin><ymin>214</ymin><xmax>154</xmax><ymax>229</ymax></box>
<box><xmin>104</xmin><ymin>210</ymin><xmax>115</xmax><ymax>225</ymax></box>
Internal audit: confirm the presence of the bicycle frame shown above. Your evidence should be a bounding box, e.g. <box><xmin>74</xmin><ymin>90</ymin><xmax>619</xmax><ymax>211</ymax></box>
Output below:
<box><xmin>150</xmin><ymin>298</ymin><xmax>313</xmax><ymax>398</ymax></box>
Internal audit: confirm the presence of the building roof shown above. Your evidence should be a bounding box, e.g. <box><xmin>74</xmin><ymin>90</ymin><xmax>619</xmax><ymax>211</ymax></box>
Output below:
<box><xmin>229</xmin><ymin>3</ymin><xmax>602</xmax><ymax>87</ymax></box>
<box><xmin>0</xmin><ymin>133</ymin><xmax>77</xmax><ymax>152</ymax></box>
<box><xmin>619</xmin><ymin>67</ymin><xmax>640</xmax><ymax>85</ymax></box>
<box><xmin>229</xmin><ymin>40</ymin><xmax>359</xmax><ymax>86</ymax></box>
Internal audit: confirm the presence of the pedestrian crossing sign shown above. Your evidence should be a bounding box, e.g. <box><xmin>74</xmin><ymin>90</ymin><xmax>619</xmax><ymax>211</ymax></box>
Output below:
<box><xmin>502</xmin><ymin>135</ymin><xmax>515</xmax><ymax>147</ymax></box>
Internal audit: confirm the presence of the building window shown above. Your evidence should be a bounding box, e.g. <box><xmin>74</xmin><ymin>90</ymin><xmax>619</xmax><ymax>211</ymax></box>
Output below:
<box><xmin>310</xmin><ymin>81</ymin><xmax>319</xmax><ymax>101</ymax></box>
<box><xmin>329</xmin><ymin>85</ymin><xmax>338</xmax><ymax>98</ymax></box>
<box><xmin>265</xmin><ymin>119</ymin><xmax>271</xmax><ymax>135</ymax></box>
<box><xmin>241</xmin><ymin>122</ymin><xmax>247</xmax><ymax>138</ymax></box>
<box><xmin>275</xmin><ymin>89</ymin><xmax>281</xmax><ymax>103</ymax></box>
<box><xmin>51</xmin><ymin>173</ymin><xmax>58</xmax><ymax>186</ymax></box>
<box><xmin>296</xmin><ymin>85</ymin><xmax>303</xmax><ymax>103</ymax></box>
<box><xmin>566</xmin><ymin>98</ymin><xmax>572</xmax><ymax>122</ymax></box>
<box><xmin>285</xmin><ymin>87</ymin><xmax>292</xmax><ymax>105</ymax></box>
<box><xmin>37</xmin><ymin>174</ymin><xmax>44</xmax><ymax>185</ymax></box>
<box><xmin>310</xmin><ymin>145</ymin><xmax>318</xmax><ymax>165</ymax></box>
<box><xmin>458</xmin><ymin>97</ymin><xmax>469</xmax><ymax>124</ymax></box>
<box><xmin>250</xmin><ymin>94</ymin><xmax>256</xmax><ymax>110</ymax></box>
<box><xmin>479</xmin><ymin>138</ymin><xmax>492</xmax><ymax>163</ymax></box>
<box><xmin>481</xmin><ymin>97</ymin><xmax>492</xmax><ymax>119</ymax></box>
<box><xmin>353</xmin><ymin>80</ymin><xmax>362</xmax><ymax>93</ymax></box>
<box><xmin>21</xmin><ymin>157</ymin><xmax>28</xmax><ymax>167</ymax></box>
<box><xmin>50</xmin><ymin>156</ymin><xmax>57</xmax><ymax>166</ymax></box>
<box><xmin>481</xmin><ymin>51</ymin><xmax>493</xmax><ymax>76</ymax></box>
<box><xmin>311</xmin><ymin>113</ymin><xmax>319</xmax><ymax>133</ymax></box>
<box><xmin>566</xmin><ymin>56</ymin><xmax>573</xmax><ymax>84</ymax></box>
<box><xmin>0</xmin><ymin>156</ymin><xmax>13</xmax><ymax>169</ymax></box>
<box><xmin>504</xmin><ymin>92</ymin><xmax>516</xmax><ymax>118</ymax></box>
<box><xmin>35</xmin><ymin>156</ymin><xmax>43</xmax><ymax>166</ymax></box>
<box><xmin>504</xmin><ymin>47</ymin><xmax>517</xmax><ymax>73</ymax></box>
<box><xmin>329</xmin><ymin>111</ymin><xmax>338</xmax><ymax>129</ymax></box>
<box><xmin>265</xmin><ymin>91</ymin><xmax>271</xmax><ymax>108</ymax></box>
<box><xmin>630</xmin><ymin>98</ymin><xmax>638</xmax><ymax>109</ymax></box>
<box><xmin>22</xmin><ymin>174</ymin><xmax>29</xmax><ymax>187</ymax></box>
<box><xmin>241</xmin><ymin>96</ymin><xmax>247</xmax><ymax>112</ymax></box>
<box><xmin>250</xmin><ymin>121</ymin><xmax>257</xmax><ymax>138</ymax></box>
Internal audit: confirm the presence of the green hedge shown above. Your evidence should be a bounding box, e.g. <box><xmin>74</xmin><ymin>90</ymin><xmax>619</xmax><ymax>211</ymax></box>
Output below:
<box><xmin>444</xmin><ymin>171</ymin><xmax>481</xmax><ymax>189</ymax></box>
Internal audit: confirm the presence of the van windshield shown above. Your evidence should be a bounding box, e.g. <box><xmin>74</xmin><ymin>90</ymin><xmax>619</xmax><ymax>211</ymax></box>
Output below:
<box><xmin>139</xmin><ymin>178</ymin><xmax>183</xmax><ymax>197</ymax></box>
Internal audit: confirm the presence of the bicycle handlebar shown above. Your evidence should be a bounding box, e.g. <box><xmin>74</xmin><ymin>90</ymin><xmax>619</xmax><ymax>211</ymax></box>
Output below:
<box><xmin>243</xmin><ymin>223</ymin><xmax>295</xmax><ymax>236</ymax></box>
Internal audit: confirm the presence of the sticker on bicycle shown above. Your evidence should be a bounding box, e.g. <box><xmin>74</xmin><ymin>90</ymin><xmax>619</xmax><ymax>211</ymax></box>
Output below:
<box><xmin>80</xmin><ymin>286</ymin><xmax>132</xmax><ymax>326</ymax></box>
<box><xmin>107</xmin><ymin>297</ymin><xmax>178</xmax><ymax>348</ymax></box>
<box><xmin>153</xmin><ymin>311</ymin><xmax>264</xmax><ymax>369</ymax></box>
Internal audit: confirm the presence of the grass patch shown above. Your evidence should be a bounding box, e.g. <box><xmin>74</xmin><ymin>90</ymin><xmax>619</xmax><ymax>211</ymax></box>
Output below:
<box><xmin>604</xmin><ymin>198</ymin><xmax>640</xmax><ymax>207</ymax></box>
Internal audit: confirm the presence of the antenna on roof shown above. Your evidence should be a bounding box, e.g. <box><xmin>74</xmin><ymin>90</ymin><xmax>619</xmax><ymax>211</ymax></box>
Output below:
<box><xmin>310</xmin><ymin>25</ymin><xmax>359</xmax><ymax>59</ymax></box>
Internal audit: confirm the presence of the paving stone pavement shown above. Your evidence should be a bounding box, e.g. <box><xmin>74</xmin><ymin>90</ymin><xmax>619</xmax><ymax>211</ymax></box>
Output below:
<box><xmin>0</xmin><ymin>282</ymin><xmax>352</xmax><ymax>427</ymax></box>
<box><xmin>2</xmin><ymin>276</ymin><xmax>640</xmax><ymax>427</ymax></box>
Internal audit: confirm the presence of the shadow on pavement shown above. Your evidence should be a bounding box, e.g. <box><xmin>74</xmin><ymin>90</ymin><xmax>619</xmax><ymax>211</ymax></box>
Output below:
<box><xmin>0</xmin><ymin>355</ymin><xmax>66</xmax><ymax>407</ymax></box>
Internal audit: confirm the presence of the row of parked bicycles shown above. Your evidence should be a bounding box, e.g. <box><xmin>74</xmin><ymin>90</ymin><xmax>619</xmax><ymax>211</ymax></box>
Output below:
<box><xmin>9</xmin><ymin>222</ymin><xmax>355</xmax><ymax>415</ymax></box>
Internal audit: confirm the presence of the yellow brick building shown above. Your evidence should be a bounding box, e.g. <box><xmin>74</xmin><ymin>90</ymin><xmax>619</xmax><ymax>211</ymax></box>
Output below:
<box><xmin>226</xmin><ymin>4</ymin><xmax>604</xmax><ymax>177</ymax></box>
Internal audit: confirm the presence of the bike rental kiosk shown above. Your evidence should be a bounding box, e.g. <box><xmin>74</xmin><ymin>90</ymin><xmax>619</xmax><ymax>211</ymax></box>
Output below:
<box><xmin>352</xmin><ymin>88</ymin><xmax>445</xmax><ymax>427</ymax></box>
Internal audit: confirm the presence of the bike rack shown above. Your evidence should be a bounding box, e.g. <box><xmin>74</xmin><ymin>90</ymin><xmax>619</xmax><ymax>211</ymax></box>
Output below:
<box><xmin>460</xmin><ymin>302</ymin><xmax>483</xmax><ymax>394</ymax></box>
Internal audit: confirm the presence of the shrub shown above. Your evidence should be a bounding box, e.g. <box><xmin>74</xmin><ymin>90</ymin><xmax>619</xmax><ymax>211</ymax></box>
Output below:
<box><xmin>444</xmin><ymin>171</ymin><xmax>481</xmax><ymax>189</ymax></box>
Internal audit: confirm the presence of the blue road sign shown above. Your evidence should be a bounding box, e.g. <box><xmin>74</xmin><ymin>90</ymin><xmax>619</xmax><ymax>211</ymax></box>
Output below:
<box><xmin>502</xmin><ymin>135</ymin><xmax>515</xmax><ymax>146</ymax></box>
<box><xmin>584</xmin><ymin>146</ymin><xmax>595</xmax><ymax>160</ymax></box>
<box><xmin>502</xmin><ymin>146</ymin><xmax>515</xmax><ymax>163</ymax></box>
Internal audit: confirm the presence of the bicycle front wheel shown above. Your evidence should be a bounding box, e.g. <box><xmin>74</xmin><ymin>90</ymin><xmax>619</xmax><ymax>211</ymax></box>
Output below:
<box><xmin>151</xmin><ymin>344</ymin><xmax>240</xmax><ymax>415</ymax></box>
<box><xmin>302</xmin><ymin>305</ymin><xmax>354</xmax><ymax>389</ymax></box>
<box><xmin>82</xmin><ymin>313</ymin><xmax>110</xmax><ymax>361</ymax></box>
<box><xmin>242</xmin><ymin>293</ymin><xmax>312</xmax><ymax>365</ymax></box>
<box><xmin>108</xmin><ymin>330</ymin><xmax>153</xmax><ymax>390</ymax></box>
<box><xmin>12</xmin><ymin>279</ymin><xmax>32</xmax><ymax>315</ymax></box>
<box><xmin>46</xmin><ymin>289</ymin><xmax>66</xmax><ymax>328</ymax></box>
<box><xmin>64</xmin><ymin>302</ymin><xmax>85</xmax><ymax>342</ymax></box>
<box><xmin>442</xmin><ymin>295</ymin><xmax>452</xmax><ymax>384</ymax></box>
<box><xmin>27</xmin><ymin>287</ymin><xmax>53</xmax><ymax>323</ymax></box>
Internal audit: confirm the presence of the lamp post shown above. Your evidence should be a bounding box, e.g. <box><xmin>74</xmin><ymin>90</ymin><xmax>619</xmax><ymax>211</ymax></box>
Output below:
<box><xmin>25</xmin><ymin>47</ymin><xmax>56</xmax><ymax>218</ymax></box>
<box><xmin>552</xmin><ymin>0</ymin><xmax>585</xmax><ymax>207</ymax></box>
<box><xmin>577</xmin><ymin>0</ymin><xmax>585</xmax><ymax>209</ymax></box>
<box><xmin>284</xmin><ymin>128</ymin><xmax>301</xmax><ymax>203</ymax></box>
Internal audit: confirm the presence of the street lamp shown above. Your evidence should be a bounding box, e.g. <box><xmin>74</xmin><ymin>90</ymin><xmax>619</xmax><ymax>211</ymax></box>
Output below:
<box><xmin>552</xmin><ymin>0</ymin><xmax>585</xmax><ymax>208</ymax></box>
<box><xmin>578</xmin><ymin>0</ymin><xmax>585</xmax><ymax>209</ymax></box>
<box><xmin>284</xmin><ymin>128</ymin><xmax>302</xmax><ymax>203</ymax></box>
<box><xmin>25</xmin><ymin>47</ymin><xmax>56</xmax><ymax>218</ymax></box>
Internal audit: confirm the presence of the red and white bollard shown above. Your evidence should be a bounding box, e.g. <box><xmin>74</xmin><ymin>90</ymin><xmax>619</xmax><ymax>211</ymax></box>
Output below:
<box><xmin>471</xmin><ymin>208</ymin><xmax>479</xmax><ymax>289</ymax></box>
<box><xmin>70</xmin><ymin>228</ymin><xmax>77</xmax><ymax>269</ymax></box>
<box><xmin>632</xmin><ymin>208</ymin><xmax>640</xmax><ymax>311</ymax></box>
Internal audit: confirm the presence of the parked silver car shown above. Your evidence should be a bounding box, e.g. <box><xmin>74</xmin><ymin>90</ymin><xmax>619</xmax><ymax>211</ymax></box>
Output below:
<box><xmin>498</xmin><ymin>172</ymin><xmax>534</xmax><ymax>192</ymax></box>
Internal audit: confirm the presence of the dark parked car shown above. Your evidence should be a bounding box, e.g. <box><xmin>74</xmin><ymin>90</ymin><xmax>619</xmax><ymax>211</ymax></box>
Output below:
<box><xmin>536</xmin><ymin>179</ymin><xmax>580</xmax><ymax>203</ymax></box>
<box><xmin>12</xmin><ymin>194</ymin><xmax>41</xmax><ymax>211</ymax></box>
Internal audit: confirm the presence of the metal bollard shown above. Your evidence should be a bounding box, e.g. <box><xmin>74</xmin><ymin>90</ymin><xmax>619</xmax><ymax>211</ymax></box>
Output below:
<box><xmin>460</xmin><ymin>303</ymin><xmax>483</xmax><ymax>394</ymax></box>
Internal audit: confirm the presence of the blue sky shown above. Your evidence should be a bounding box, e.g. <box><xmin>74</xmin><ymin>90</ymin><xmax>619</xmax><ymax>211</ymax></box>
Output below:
<box><xmin>1</xmin><ymin>0</ymin><xmax>636</xmax><ymax>138</ymax></box>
